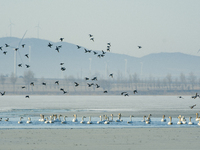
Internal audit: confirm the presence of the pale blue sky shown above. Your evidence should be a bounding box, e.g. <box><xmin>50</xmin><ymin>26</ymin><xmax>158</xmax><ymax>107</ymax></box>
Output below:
<box><xmin>1</xmin><ymin>0</ymin><xmax>200</xmax><ymax>57</ymax></box>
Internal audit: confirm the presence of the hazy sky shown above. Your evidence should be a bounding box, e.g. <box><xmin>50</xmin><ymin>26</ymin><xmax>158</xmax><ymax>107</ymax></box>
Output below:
<box><xmin>1</xmin><ymin>0</ymin><xmax>200</xmax><ymax>57</ymax></box>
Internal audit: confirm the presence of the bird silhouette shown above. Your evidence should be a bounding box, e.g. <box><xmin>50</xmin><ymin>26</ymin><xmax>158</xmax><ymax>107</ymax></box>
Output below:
<box><xmin>60</xmin><ymin>63</ymin><xmax>64</xmax><ymax>65</ymax></box>
<box><xmin>5</xmin><ymin>44</ymin><xmax>9</xmax><ymax>47</ymax></box>
<box><xmin>0</xmin><ymin>46</ymin><xmax>2</xmax><ymax>50</ymax></box>
<box><xmin>102</xmin><ymin>50</ymin><xmax>106</xmax><ymax>54</ymax></box>
<box><xmin>61</xmin><ymin>67</ymin><xmax>66</xmax><ymax>71</ymax></box>
<box><xmin>133</xmin><ymin>90</ymin><xmax>138</xmax><ymax>94</ymax></box>
<box><xmin>85</xmin><ymin>77</ymin><xmax>89</xmax><ymax>80</ymax></box>
<box><xmin>90</xmin><ymin>37</ymin><xmax>94</xmax><ymax>42</ymax></box>
<box><xmin>189</xmin><ymin>104</ymin><xmax>196</xmax><ymax>109</ymax></box>
<box><xmin>77</xmin><ymin>45</ymin><xmax>81</xmax><ymax>49</ymax></box>
<box><xmin>25</xmin><ymin>54</ymin><xmax>29</xmax><ymax>58</ymax></box>
<box><xmin>48</xmin><ymin>42</ymin><xmax>53</xmax><ymax>48</ymax></box>
<box><xmin>96</xmin><ymin>84</ymin><xmax>100</xmax><ymax>88</ymax></box>
<box><xmin>18</xmin><ymin>64</ymin><xmax>22</xmax><ymax>67</ymax></box>
<box><xmin>89</xmin><ymin>34</ymin><xmax>93</xmax><ymax>37</ymax></box>
<box><xmin>103</xmin><ymin>91</ymin><xmax>108</xmax><ymax>93</ymax></box>
<box><xmin>25</xmin><ymin>64</ymin><xmax>30</xmax><ymax>68</ymax></box>
<box><xmin>55</xmin><ymin>81</ymin><xmax>59</xmax><ymax>85</ymax></box>
<box><xmin>21</xmin><ymin>86</ymin><xmax>26</xmax><ymax>89</ymax></box>
<box><xmin>109</xmin><ymin>73</ymin><xmax>113</xmax><ymax>78</ymax></box>
<box><xmin>3</xmin><ymin>51</ymin><xmax>7</xmax><ymax>55</ymax></box>
<box><xmin>30</xmin><ymin>82</ymin><xmax>34</xmax><ymax>86</ymax></box>
<box><xmin>138</xmin><ymin>46</ymin><xmax>142</xmax><ymax>49</ymax></box>
<box><xmin>121</xmin><ymin>92</ymin><xmax>127</xmax><ymax>95</ymax></box>
<box><xmin>91</xmin><ymin>77</ymin><xmax>97</xmax><ymax>81</ymax></box>
<box><xmin>14</xmin><ymin>48</ymin><xmax>19</xmax><ymax>51</ymax></box>
<box><xmin>25</xmin><ymin>95</ymin><xmax>29</xmax><ymax>98</ymax></box>
<box><xmin>60</xmin><ymin>38</ymin><xmax>64</xmax><ymax>42</ymax></box>
<box><xmin>124</xmin><ymin>93</ymin><xmax>129</xmax><ymax>96</ymax></box>
<box><xmin>63</xmin><ymin>90</ymin><xmax>67</xmax><ymax>94</ymax></box>
<box><xmin>60</xmin><ymin>88</ymin><xmax>64</xmax><ymax>91</ymax></box>
<box><xmin>0</xmin><ymin>91</ymin><xmax>5</xmax><ymax>96</ymax></box>
<box><xmin>87</xmin><ymin>83</ymin><xmax>93</xmax><ymax>87</ymax></box>
<box><xmin>93</xmin><ymin>51</ymin><xmax>98</xmax><ymax>55</ymax></box>
<box><xmin>42</xmin><ymin>82</ymin><xmax>46</xmax><ymax>86</ymax></box>
<box><xmin>22</xmin><ymin>44</ymin><xmax>25</xmax><ymax>48</ymax></box>
<box><xmin>74</xmin><ymin>82</ymin><xmax>79</xmax><ymax>87</ymax></box>
<box><xmin>55</xmin><ymin>46</ymin><xmax>60</xmax><ymax>52</ymax></box>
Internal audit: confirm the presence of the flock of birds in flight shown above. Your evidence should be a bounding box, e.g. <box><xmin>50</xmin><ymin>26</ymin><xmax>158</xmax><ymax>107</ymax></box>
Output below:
<box><xmin>0</xmin><ymin>34</ymin><xmax>199</xmax><ymax>110</ymax></box>
<box><xmin>0</xmin><ymin>34</ymin><xmax>143</xmax><ymax>98</ymax></box>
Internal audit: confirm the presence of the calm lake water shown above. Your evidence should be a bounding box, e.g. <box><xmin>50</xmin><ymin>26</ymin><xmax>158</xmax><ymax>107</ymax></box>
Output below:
<box><xmin>0</xmin><ymin>95</ymin><xmax>199</xmax><ymax>128</ymax></box>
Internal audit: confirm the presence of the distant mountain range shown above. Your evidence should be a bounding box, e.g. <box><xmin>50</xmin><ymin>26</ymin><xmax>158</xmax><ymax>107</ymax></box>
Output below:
<box><xmin>0</xmin><ymin>37</ymin><xmax>200</xmax><ymax>79</ymax></box>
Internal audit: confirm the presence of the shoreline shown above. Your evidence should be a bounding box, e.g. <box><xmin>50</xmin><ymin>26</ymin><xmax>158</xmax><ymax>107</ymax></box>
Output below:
<box><xmin>0</xmin><ymin>128</ymin><xmax>199</xmax><ymax>150</ymax></box>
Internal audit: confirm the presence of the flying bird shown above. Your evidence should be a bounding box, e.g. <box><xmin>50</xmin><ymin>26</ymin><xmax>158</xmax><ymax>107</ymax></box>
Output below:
<box><xmin>124</xmin><ymin>93</ymin><xmax>129</xmax><ymax>96</ymax></box>
<box><xmin>102</xmin><ymin>50</ymin><xmax>106</xmax><ymax>54</ymax></box>
<box><xmin>63</xmin><ymin>90</ymin><xmax>67</xmax><ymax>94</ymax></box>
<box><xmin>18</xmin><ymin>64</ymin><xmax>22</xmax><ymax>67</ymax></box>
<box><xmin>133</xmin><ymin>90</ymin><xmax>138</xmax><ymax>94</ymax></box>
<box><xmin>93</xmin><ymin>51</ymin><xmax>98</xmax><ymax>55</ymax></box>
<box><xmin>74</xmin><ymin>82</ymin><xmax>79</xmax><ymax>87</ymax></box>
<box><xmin>0</xmin><ymin>91</ymin><xmax>5</xmax><ymax>96</ymax></box>
<box><xmin>21</xmin><ymin>86</ymin><xmax>26</xmax><ymax>89</ymax></box>
<box><xmin>5</xmin><ymin>44</ymin><xmax>9</xmax><ymax>47</ymax></box>
<box><xmin>30</xmin><ymin>82</ymin><xmax>34</xmax><ymax>86</ymax></box>
<box><xmin>103</xmin><ymin>91</ymin><xmax>108</xmax><ymax>93</ymax></box>
<box><xmin>55</xmin><ymin>46</ymin><xmax>60</xmax><ymax>52</ymax></box>
<box><xmin>89</xmin><ymin>34</ymin><xmax>93</xmax><ymax>37</ymax></box>
<box><xmin>138</xmin><ymin>46</ymin><xmax>142</xmax><ymax>49</ymax></box>
<box><xmin>61</xmin><ymin>67</ymin><xmax>66</xmax><ymax>71</ymax></box>
<box><xmin>22</xmin><ymin>44</ymin><xmax>25</xmax><ymax>48</ymax></box>
<box><xmin>0</xmin><ymin>46</ymin><xmax>2</xmax><ymax>50</ymax></box>
<box><xmin>85</xmin><ymin>77</ymin><xmax>89</xmax><ymax>80</ymax></box>
<box><xmin>91</xmin><ymin>77</ymin><xmax>97</xmax><ymax>81</ymax></box>
<box><xmin>90</xmin><ymin>37</ymin><xmax>94</xmax><ymax>42</ymax></box>
<box><xmin>121</xmin><ymin>92</ymin><xmax>127</xmax><ymax>95</ymax></box>
<box><xmin>77</xmin><ymin>45</ymin><xmax>81</xmax><ymax>49</ymax></box>
<box><xmin>60</xmin><ymin>38</ymin><xmax>64</xmax><ymax>42</ymax></box>
<box><xmin>48</xmin><ymin>42</ymin><xmax>53</xmax><ymax>48</ymax></box>
<box><xmin>109</xmin><ymin>73</ymin><xmax>113</xmax><ymax>78</ymax></box>
<box><xmin>60</xmin><ymin>63</ymin><xmax>64</xmax><ymax>65</ymax></box>
<box><xmin>189</xmin><ymin>104</ymin><xmax>196</xmax><ymax>109</ymax></box>
<box><xmin>42</xmin><ymin>82</ymin><xmax>46</xmax><ymax>86</ymax></box>
<box><xmin>60</xmin><ymin>88</ymin><xmax>64</xmax><ymax>91</ymax></box>
<box><xmin>55</xmin><ymin>81</ymin><xmax>59</xmax><ymax>85</ymax></box>
<box><xmin>96</xmin><ymin>84</ymin><xmax>100</xmax><ymax>88</ymax></box>
<box><xmin>25</xmin><ymin>54</ymin><xmax>29</xmax><ymax>58</ymax></box>
<box><xmin>25</xmin><ymin>95</ymin><xmax>30</xmax><ymax>98</ymax></box>
<box><xmin>3</xmin><ymin>51</ymin><xmax>7</xmax><ymax>55</ymax></box>
<box><xmin>25</xmin><ymin>64</ymin><xmax>30</xmax><ymax>68</ymax></box>
<box><xmin>14</xmin><ymin>48</ymin><xmax>19</xmax><ymax>51</ymax></box>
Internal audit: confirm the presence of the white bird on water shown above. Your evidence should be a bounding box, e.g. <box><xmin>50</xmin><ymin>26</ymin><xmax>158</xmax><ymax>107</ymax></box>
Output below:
<box><xmin>188</xmin><ymin>117</ymin><xmax>193</xmax><ymax>125</ymax></box>
<box><xmin>104</xmin><ymin>117</ymin><xmax>110</xmax><ymax>124</ymax></box>
<box><xmin>45</xmin><ymin>117</ymin><xmax>49</xmax><ymax>124</ymax></box>
<box><xmin>97</xmin><ymin>116</ymin><xmax>103</xmax><ymax>124</ymax></box>
<box><xmin>18</xmin><ymin>117</ymin><xmax>23</xmax><ymax>124</ymax></box>
<box><xmin>39</xmin><ymin>114</ymin><xmax>46</xmax><ymax>122</ymax></box>
<box><xmin>80</xmin><ymin>116</ymin><xmax>86</xmax><ymax>124</ymax></box>
<box><xmin>195</xmin><ymin>113</ymin><xmax>200</xmax><ymax>121</ymax></box>
<box><xmin>127</xmin><ymin>115</ymin><xmax>134</xmax><ymax>123</ymax></box>
<box><xmin>141</xmin><ymin>116</ymin><xmax>146</xmax><ymax>122</ymax></box>
<box><xmin>26</xmin><ymin>117</ymin><xmax>32</xmax><ymax>124</ymax></box>
<box><xmin>49</xmin><ymin>115</ymin><xmax>54</xmax><ymax>123</ymax></box>
<box><xmin>61</xmin><ymin>116</ymin><xmax>67</xmax><ymax>124</ymax></box>
<box><xmin>168</xmin><ymin>116</ymin><xmax>173</xmax><ymax>125</ymax></box>
<box><xmin>115</xmin><ymin>113</ymin><xmax>123</xmax><ymax>122</ymax></box>
<box><xmin>177</xmin><ymin>115</ymin><xmax>182</xmax><ymax>125</ymax></box>
<box><xmin>72</xmin><ymin>114</ymin><xmax>78</xmax><ymax>122</ymax></box>
<box><xmin>54</xmin><ymin>114</ymin><xmax>62</xmax><ymax>122</ymax></box>
<box><xmin>87</xmin><ymin>116</ymin><xmax>92</xmax><ymax>124</ymax></box>
<box><xmin>161</xmin><ymin>115</ymin><xmax>166</xmax><ymax>122</ymax></box>
<box><xmin>110</xmin><ymin>114</ymin><xmax>114</xmax><ymax>122</ymax></box>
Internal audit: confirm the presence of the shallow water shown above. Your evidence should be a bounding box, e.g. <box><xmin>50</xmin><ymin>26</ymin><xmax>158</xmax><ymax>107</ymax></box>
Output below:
<box><xmin>0</xmin><ymin>95</ymin><xmax>199</xmax><ymax>128</ymax></box>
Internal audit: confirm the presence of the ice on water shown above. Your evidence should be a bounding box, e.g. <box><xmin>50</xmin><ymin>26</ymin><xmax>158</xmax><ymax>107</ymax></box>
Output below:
<box><xmin>0</xmin><ymin>96</ymin><xmax>199</xmax><ymax>128</ymax></box>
